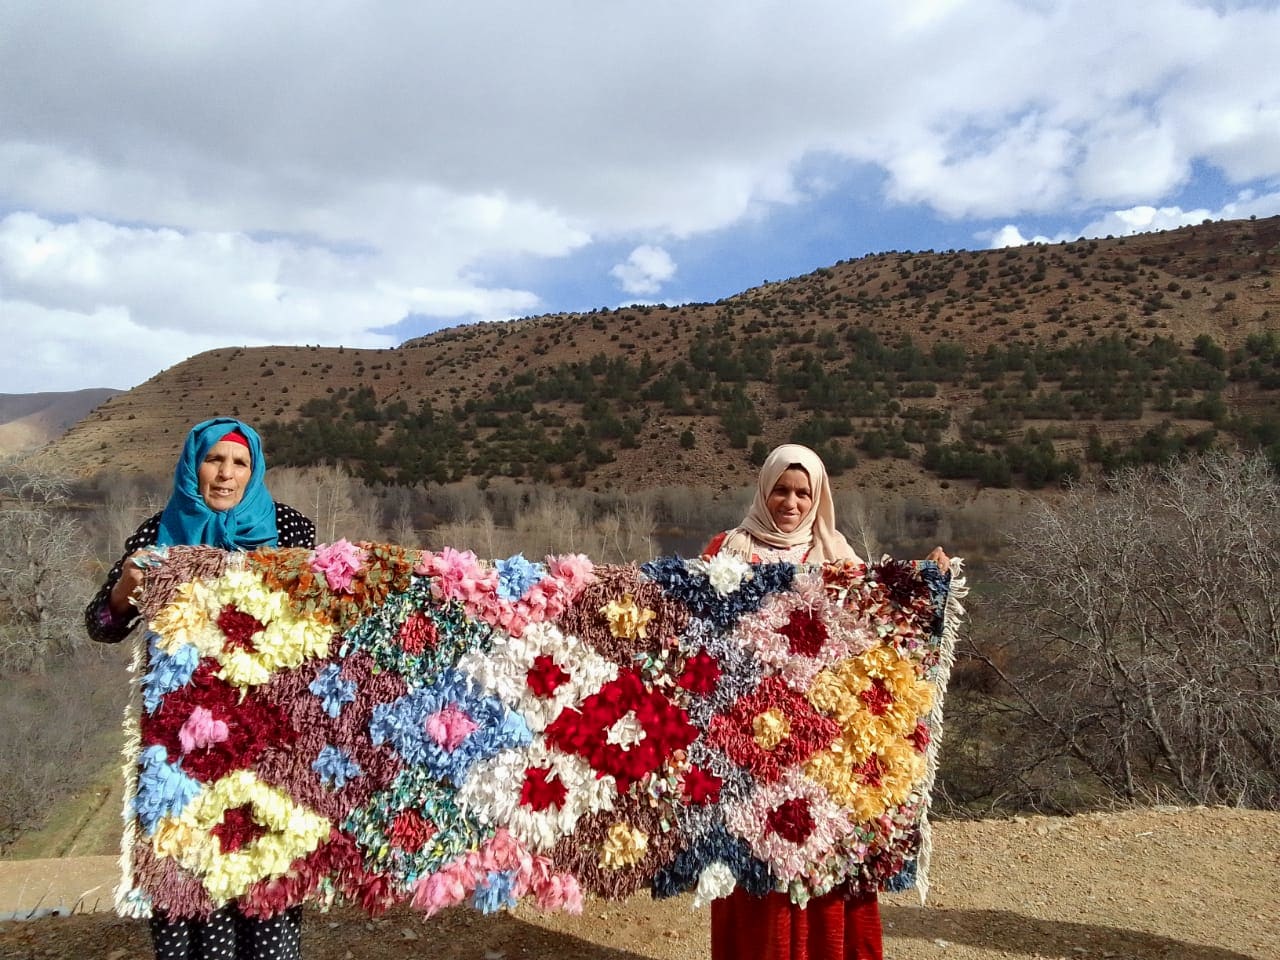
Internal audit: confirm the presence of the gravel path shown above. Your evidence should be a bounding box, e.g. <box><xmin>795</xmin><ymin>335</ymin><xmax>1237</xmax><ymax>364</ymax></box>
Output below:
<box><xmin>1</xmin><ymin>806</ymin><xmax>1275</xmax><ymax>959</ymax></box>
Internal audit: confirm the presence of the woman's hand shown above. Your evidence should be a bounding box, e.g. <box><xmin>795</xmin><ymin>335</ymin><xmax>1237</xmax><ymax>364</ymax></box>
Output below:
<box><xmin>925</xmin><ymin>545</ymin><xmax>951</xmax><ymax>573</ymax></box>
<box><xmin>107</xmin><ymin>551</ymin><xmax>150</xmax><ymax>616</ymax></box>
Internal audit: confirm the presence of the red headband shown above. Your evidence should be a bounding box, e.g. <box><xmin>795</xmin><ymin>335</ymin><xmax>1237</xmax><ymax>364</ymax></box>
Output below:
<box><xmin>220</xmin><ymin>430</ymin><xmax>250</xmax><ymax>449</ymax></box>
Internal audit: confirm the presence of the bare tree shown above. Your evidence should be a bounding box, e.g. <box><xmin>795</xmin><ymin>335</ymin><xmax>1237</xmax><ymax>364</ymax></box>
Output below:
<box><xmin>427</xmin><ymin>489</ymin><xmax>657</xmax><ymax>564</ymax></box>
<box><xmin>380</xmin><ymin>486</ymin><xmax>421</xmax><ymax>548</ymax></box>
<box><xmin>430</xmin><ymin>505</ymin><xmax>501</xmax><ymax>558</ymax></box>
<box><xmin>594</xmin><ymin>495</ymin><xmax>656</xmax><ymax>562</ymax></box>
<box><xmin>971</xmin><ymin>452</ymin><xmax>1280</xmax><ymax>809</ymax></box>
<box><xmin>87</xmin><ymin>471</ymin><xmax>165</xmax><ymax>568</ymax></box>
<box><xmin>837</xmin><ymin>490</ymin><xmax>883</xmax><ymax>561</ymax></box>
<box><xmin>514</xmin><ymin>496</ymin><xmax>587</xmax><ymax>555</ymax></box>
<box><xmin>0</xmin><ymin>464</ymin><xmax>94</xmax><ymax>669</ymax></box>
<box><xmin>268</xmin><ymin>465</ymin><xmax>385</xmax><ymax>543</ymax></box>
<box><xmin>644</xmin><ymin>484</ymin><xmax>745</xmax><ymax>535</ymax></box>
<box><xmin>0</xmin><ymin>648</ymin><xmax>130</xmax><ymax>849</ymax></box>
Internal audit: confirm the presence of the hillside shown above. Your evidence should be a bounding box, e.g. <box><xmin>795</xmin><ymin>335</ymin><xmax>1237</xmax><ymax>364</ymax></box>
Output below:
<box><xmin>0</xmin><ymin>389</ymin><xmax>118</xmax><ymax>458</ymax></box>
<box><xmin>1</xmin><ymin>806</ymin><xmax>1275</xmax><ymax>959</ymax></box>
<box><xmin>44</xmin><ymin>216</ymin><xmax>1280</xmax><ymax>496</ymax></box>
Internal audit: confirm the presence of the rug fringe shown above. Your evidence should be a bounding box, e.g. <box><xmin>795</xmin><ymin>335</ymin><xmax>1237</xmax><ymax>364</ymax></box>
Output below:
<box><xmin>916</xmin><ymin>559</ymin><xmax>968</xmax><ymax>905</ymax></box>
<box><xmin>115</xmin><ymin>626</ymin><xmax>149</xmax><ymax>918</ymax></box>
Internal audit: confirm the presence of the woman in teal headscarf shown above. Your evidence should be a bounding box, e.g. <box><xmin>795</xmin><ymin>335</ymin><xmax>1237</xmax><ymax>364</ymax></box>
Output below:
<box><xmin>155</xmin><ymin>415</ymin><xmax>279</xmax><ymax>549</ymax></box>
<box><xmin>86</xmin><ymin>417</ymin><xmax>316</xmax><ymax>960</ymax></box>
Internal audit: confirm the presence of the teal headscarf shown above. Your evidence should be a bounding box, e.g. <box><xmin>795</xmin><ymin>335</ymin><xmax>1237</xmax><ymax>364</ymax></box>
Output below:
<box><xmin>157</xmin><ymin>418</ymin><xmax>279</xmax><ymax>549</ymax></box>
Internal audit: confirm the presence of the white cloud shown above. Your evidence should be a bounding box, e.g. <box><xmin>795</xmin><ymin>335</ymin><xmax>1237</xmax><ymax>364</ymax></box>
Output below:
<box><xmin>1075</xmin><ymin>190</ymin><xmax>1280</xmax><ymax>237</ymax></box>
<box><xmin>1074</xmin><ymin>113</ymin><xmax>1186</xmax><ymax>203</ymax></box>
<box><xmin>1</xmin><ymin>299</ymin><xmax>227</xmax><ymax>394</ymax></box>
<box><xmin>854</xmin><ymin>0</ymin><xmax>1280</xmax><ymax>217</ymax></box>
<box><xmin>6</xmin><ymin>1</ymin><xmax>1277</xmax><ymax>231</ymax></box>
<box><xmin>610</xmin><ymin>246</ymin><xmax>677</xmax><ymax>296</ymax></box>
<box><xmin>1078</xmin><ymin>204</ymin><xmax>1216</xmax><ymax>239</ymax></box>
<box><xmin>988</xmin><ymin>224</ymin><xmax>1049</xmax><ymax>248</ymax></box>
<box><xmin>0</xmin><ymin>212</ymin><xmax>541</xmax><ymax>390</ymax></box>
<box><xmin>985</xmin><ymin>188</ymin><xmax>1280</xmax><ymax>249</ymax></box>
<box><xmin>885</xmin><ymin>113</ymin><xmax>1078</xmax><ymax>218</ymax></box>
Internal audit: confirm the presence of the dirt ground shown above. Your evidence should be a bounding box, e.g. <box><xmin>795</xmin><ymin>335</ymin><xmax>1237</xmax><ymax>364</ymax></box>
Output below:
<box><xmin>0</xmin><ymin>805</ymin><xmax>1275</xmax><ymax>960</ymax></box>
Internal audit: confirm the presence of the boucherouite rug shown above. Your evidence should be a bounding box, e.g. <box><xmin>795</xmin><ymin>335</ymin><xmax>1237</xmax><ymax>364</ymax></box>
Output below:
<box><xmin>116</xmin><ymin>542</ymin><xmax>965</xmax><ymax>920</ymax></box>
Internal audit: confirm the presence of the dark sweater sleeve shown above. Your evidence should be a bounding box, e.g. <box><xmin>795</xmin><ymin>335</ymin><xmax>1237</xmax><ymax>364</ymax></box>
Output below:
<box><xmin>84</xmin><ymin>503</ymin><xmax>317</xmax><ymax>643</ymax></box>
<box><xmin>84</xmin><ymin>512</ymin><xmax>163</xmax><ymax>644</ymax></box>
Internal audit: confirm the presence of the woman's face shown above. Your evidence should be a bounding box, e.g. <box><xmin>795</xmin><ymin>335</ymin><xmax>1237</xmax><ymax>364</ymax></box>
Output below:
<box><xmin>767</xmin><ymin>467</ymin><xmax>813</xmax><ymax>533</ymax></box>
<box><xmin>197</xmin><ymin>440</ymin><xmax>252</xmax><ymax>511</ymax></box>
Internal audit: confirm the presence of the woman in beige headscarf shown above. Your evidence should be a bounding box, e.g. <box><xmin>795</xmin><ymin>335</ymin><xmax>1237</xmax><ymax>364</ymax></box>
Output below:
<box><xmin>703</xmin><ymin>443</ymin><xmax>946</xmax><ymax>960</ymax></box>
<box><xmin>704</xmin><ymin>443</ymin><xmax>861</xmax><ymax>565</ymax></box>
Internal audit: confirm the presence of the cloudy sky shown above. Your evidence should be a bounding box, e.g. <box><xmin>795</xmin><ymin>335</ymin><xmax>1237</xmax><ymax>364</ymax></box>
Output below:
<box><xmin>2</xmin><ymin>0</ymin><xmax>1279</xmax><ymax>393</ymax></box>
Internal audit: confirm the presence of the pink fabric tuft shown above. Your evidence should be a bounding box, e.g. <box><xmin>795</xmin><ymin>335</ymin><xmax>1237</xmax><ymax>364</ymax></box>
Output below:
<box><xmin>425</xmin><ymin>704</ymin><xmax>479</xmax><ymax>752</ymax></box>
<box><xmin>547</xmin><ymin>553</ymin><xmax>595</xmax><ymax>600</ymax></box>
<box><xmin>177</xmin><ymin>705</ymin><xmax>230</xmax><ymax>753</ymax></box>
<box><xmin>534</xmin><ymin>871</ymin><xmax>583</xmax><ymax>913</ymax></box>
<box><xmin>310</xmin><ymin>539</ymin><xmax>367</xmax><ymax>593</ymax></box>
<box><xmin>416</xmin><ymin>547</ymin><xmax>493</xmax><ymax>603</ymax></box>
<box><xmin>411</xmin><ymin>863</ymin><xmax>471</xmax><ymax>916</ymax></box>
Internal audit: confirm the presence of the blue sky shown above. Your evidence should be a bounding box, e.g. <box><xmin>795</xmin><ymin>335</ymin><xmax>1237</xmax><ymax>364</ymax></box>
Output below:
<box><xmin>2</xmin><ymin>0</ymin><xmax>1279</xmax><ymax>393</ymax></box>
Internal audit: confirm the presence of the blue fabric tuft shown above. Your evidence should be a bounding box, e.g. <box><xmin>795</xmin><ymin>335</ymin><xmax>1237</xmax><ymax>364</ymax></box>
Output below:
<box><xmin>642</xmin><ymin>556</ymin><xmax>795</xmax><ymax>630</ymax></box>
<box><xmin>471</xmin><ymin>870</ymin><xmax>519</xmax><ymax>913</ymax></box>
<box><xmin>884</xmin><ymin>858</ymin><xmax>917</xmax><ymax>892</ymax></box>
<box><xmin>134</xmin><ymin>745</ymin><xmax>202</xmax><ymax>835</ymax></box>
<box><xmin>494</xmin><ymin>554</ymin><xmax>545</xmax><ymax>601</ymax></box>
<box><xmin>313</xmin><ymin>744</ymin><xmax>363</xmax><ymax>789</ymax></box>
<box><xmin>309</xmin><ymin>663</ymin><xmax>358</xmax><ymax>718</ymax></box>
<box><xmin>141</xmin><ymin>633</ymin><xmax>201</xmax><ymax>714</ymax></box>
<box><xmin>368</xmin><ymin>669</ymin><xmax>531</xmax><ymax>785</ymax></box>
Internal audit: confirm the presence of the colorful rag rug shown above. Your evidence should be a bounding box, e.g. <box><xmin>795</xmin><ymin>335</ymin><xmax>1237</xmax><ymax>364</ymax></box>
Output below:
<box><xmin>116</xmin><ymin>542</ymin><xmax>965</xmax><ymax>920</ymax></box>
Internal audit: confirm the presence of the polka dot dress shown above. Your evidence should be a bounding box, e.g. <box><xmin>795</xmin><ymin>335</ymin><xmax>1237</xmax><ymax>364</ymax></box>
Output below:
<box><xmin>272</xmin><ymin>506</ymin><xmax>313</xmax><ymax>549</ymax></box>
<box><xmin>149</xmin><ymin>905</ymin><xmax>303</xmax><ymax>960</ymax></box>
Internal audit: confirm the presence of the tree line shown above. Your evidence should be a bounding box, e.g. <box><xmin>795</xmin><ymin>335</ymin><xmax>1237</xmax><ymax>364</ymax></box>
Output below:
<box><xmin>259</xmin><ymin>327</ymin><xmax>1280</xmax><ymax>488</ymax></box>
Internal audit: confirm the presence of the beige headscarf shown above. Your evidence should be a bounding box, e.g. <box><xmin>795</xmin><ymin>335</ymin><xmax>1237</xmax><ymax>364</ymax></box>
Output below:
<box><xmin>719</xmin><ymin>443</ymin><xmax>861</xmax><ymax>564</ymax></box>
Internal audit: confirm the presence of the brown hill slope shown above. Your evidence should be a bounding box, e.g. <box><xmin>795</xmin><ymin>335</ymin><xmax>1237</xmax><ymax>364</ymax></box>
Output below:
<box><xmin>46</xmin><ymin>216</ymin><xmax>1280</xmax><ymax>494</ymax></box>
<box><xmin>0</xmin><ymin>390</ymin><xmax>118</xmax><ymax>458</ymax></box>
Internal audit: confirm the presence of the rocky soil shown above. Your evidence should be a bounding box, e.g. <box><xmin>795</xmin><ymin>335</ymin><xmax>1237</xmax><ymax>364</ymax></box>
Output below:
<box><xmin>0</xmin><ymin>806</ymin><xmax>1275</xmax><ymax>960</ymax></box>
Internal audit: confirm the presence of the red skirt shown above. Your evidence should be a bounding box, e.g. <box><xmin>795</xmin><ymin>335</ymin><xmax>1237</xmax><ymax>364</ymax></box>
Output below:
<box><xmin>711</xmin><ymin>889</ymin><xmax>883</xmax><ymax>960</ymax></box>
